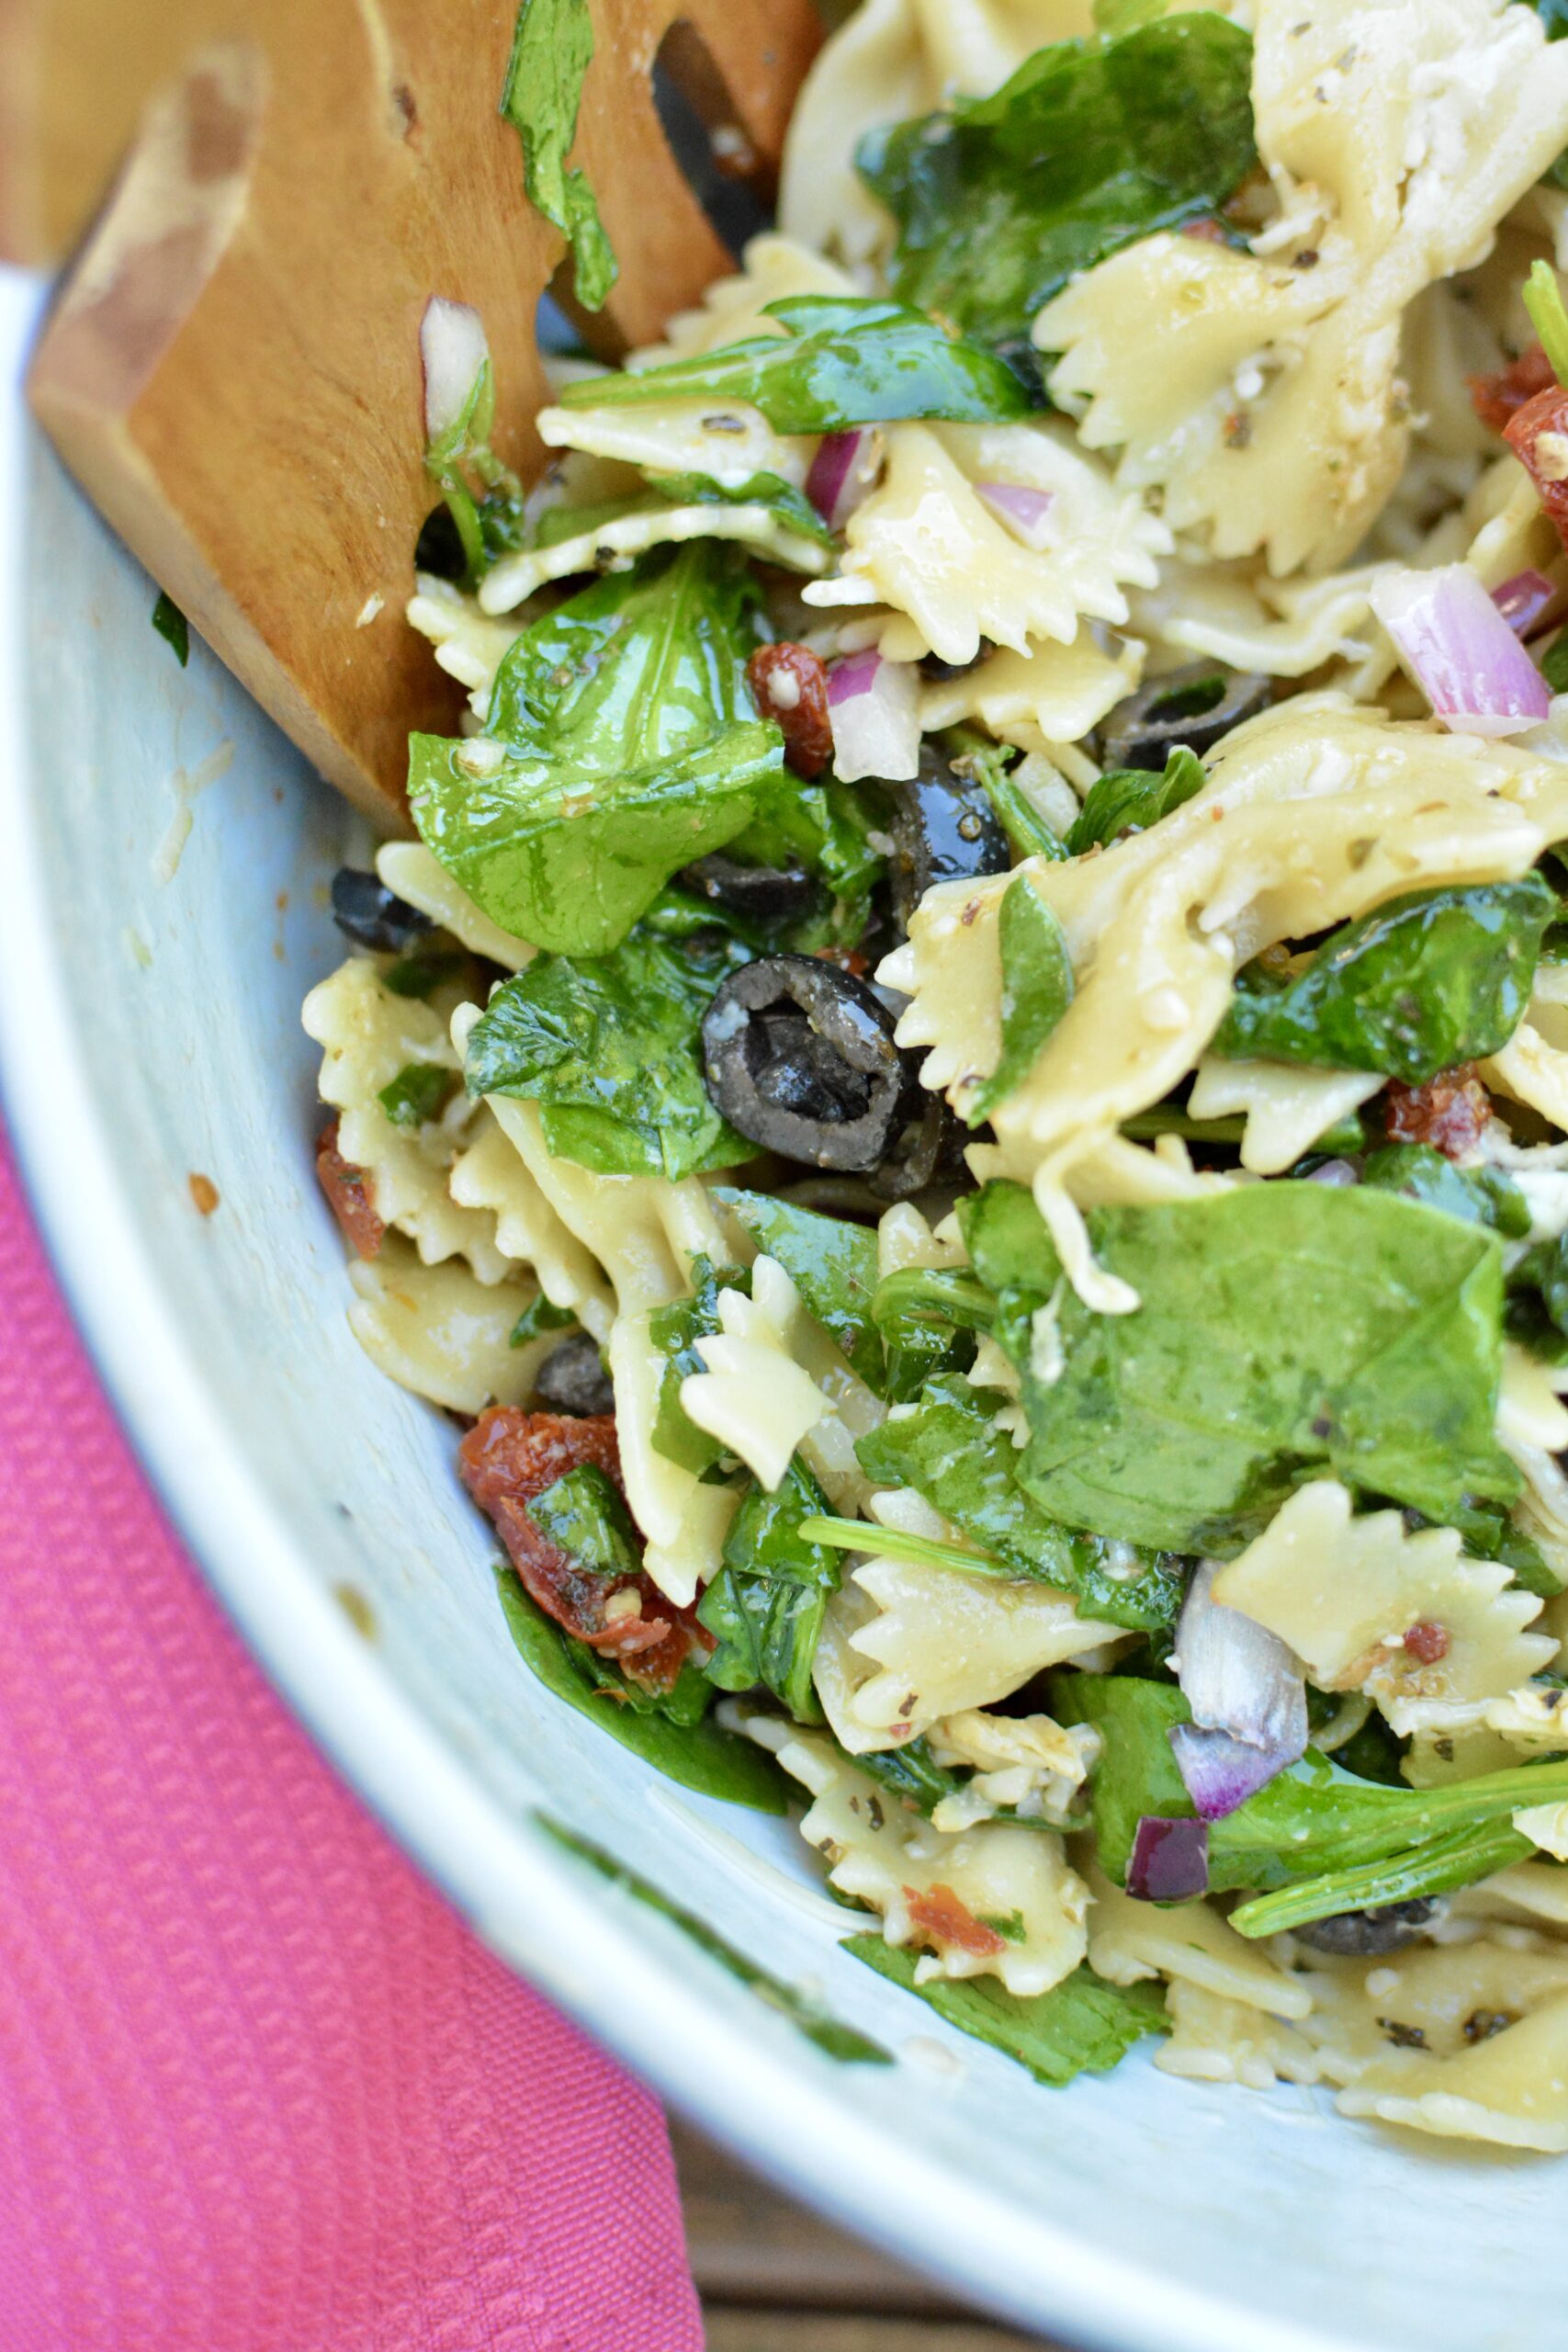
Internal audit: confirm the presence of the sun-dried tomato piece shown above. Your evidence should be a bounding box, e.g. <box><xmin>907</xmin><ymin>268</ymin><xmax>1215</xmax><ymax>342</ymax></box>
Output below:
<box><xmin>1404</xmin><ymin>1621</ymin><xmax>1451</xmax><ymax>1666</ymax></box>
<box><xmin>1471</xmin><ymin>345</ymin><xmax>1557</xmax><ymax>436</ymax></box>
<box><xmin>748</xmin><ymin>641</ymin><xmax>834</xmax><ymax>779</ymax></box>
<box><xmin>459</xmin><ymin>1408</ymin><xmax>708</xmax><ymax>1692</ymax></box>
<box><xmin>903</xmin><ymin>1883</ymin><xmax>1009</xmax><ymax>1961</ymax></box>
<box><xmin>1505</xmin><ymin>381</ymin><xmax>1568</xmax><ymax>549</ymax></box>
<box><xmin>1384</xmin><ymin>1067</ymin><xmax>1494</xmax><ymax>1161</ymax></box>
<box><xmin>316</xmin><ymin>1118</ymin><xmax>385</xmax><ymax>1259</ymax></box>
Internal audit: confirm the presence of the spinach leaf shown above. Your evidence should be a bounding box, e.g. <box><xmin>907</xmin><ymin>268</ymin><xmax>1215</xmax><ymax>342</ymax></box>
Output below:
<box><xmin>963</xmin><ymin>1181</ymin><xmax>1517</xmax><ymax>1553</ymax></box>
<box><xmin>649</xmin><ymin>1258</ymin><xmax>752</xmax><ymax>1477</ymax></box>
<box><xmin>858</xmin><ymin>15</ymin><xmax>1257</xmax><ymax>363</ymax></box>
<box><xmin>942</xmin><ymin>728</ymin><xmax>1068</xmax><ymax>862</ymax></box>
<box><xmin>1065</xmin><ymin>746</ymin><xmax>1205</xmax><ymax>854</ymax></box>
<box><xmin>1094</xmin><ymin>0</ymin><xmax>1171</xmax><ymax>27</ymax></box>
<box><xmin>1055</xmin><ymin>1672</ymin><xmax>1568</xmax><ymax>1912</ymax></box>
<box><xmin>969</xmin><ymin>875</ymin><xmax>1076</xmax><ymax>1123</ymax></box>
<box><xmin>699</xmin><ymin>1459</ymin><xmax>840</xmax><ymax>1721</ymax></box>
<box><xmin>717</xmin><ymin>1190</ymin><xmax>963</xmax><ymax>1403</ymax></box>
<box><xmin>493</xmin><ymin>1568</ymin><xmax>788</xmax><ymax>1809</ymax></box>
<box><xmin>152</xmin><ymin>591</ymin><xmax>188</xmax><ymax>665</ymax></box>
<box><xmin>509</xmin><ymin>1293</ymin><xmax>579</xmax><ymax>1348</ymax></box>
<box><xmin>500</xmin><ymin>0</ymin><xmax>616</xmax><ymax>311</ymax></box>
<box><xmin>1360</xmin><ymin>1143</ymin><xmax>1529</xmax><ymax>1238</ymax></box>
<box><xmin>645</xmin><ymin>469</ymin><xmax>835</xmax><ymax>553</ymax></box>
<box><xmin>526</xmin><ymin>1464</ymin><xmax>644</xmax><ymax>1582</ymax></box>
<box><xmin>721</xmin><ymin>777</ymin><xmax>887</xmax><ymax>951</ymax></box>
<box><xmin>422</xmin><ymin>354</ymin><xmax>527</xmax><ymax>589</ymax></box>
<box><xmin>541</xmin><ymin>1817</ymin><xmax>889</xmax><ymax>2059</ymax></box>
<box><xmin>465</xmin><ymin>926</ymin><xmax>758</xmax><ymax>1182</ymax></box>
<box><xmin>1230</xmin><ymin>1820</ymin><xmax>1533</xmax><ymax>1939</ymax></box>
<box><xmin>1213</xmin><ymin>877</ymin><xmax>1555</xmax><ymax>1083</ymax></box>
<box><xmin>557</xmin><ymin>294</ymin><xmax>1031</xmax><ymax>432</ymax></box>
<box><xmin>857</xmin><ymin>1374</ymin><xmax>1184</xmax><ymax>1630</ymax></box>
<box><xmin>845</xmin><ymin>1934</ymin><xmax>1166</xmax><ymax>2086</ymax></box>
<box><xmin>377</xmin><ymin>1062</ymin><xmax>456</xmax><ymax>1129</ymax></box>
<box><xmin>1528</xmin><ymin>0</ymin><xmax>1568</xmax><ymax>40</ymax></box>
<box><xmin>853</xmin><ymin>1736</ymin><xmax>968</xmax><ymax>1819</ymax></box>
<box><xmin>409</xmin><ymin>544</ymin><xmax>784</xmax><ymax>956</ymax></box>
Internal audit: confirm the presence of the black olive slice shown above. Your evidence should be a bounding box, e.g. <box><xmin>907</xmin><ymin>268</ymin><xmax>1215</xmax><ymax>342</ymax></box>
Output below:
<box><xmin>674</xmin><ymin>854</ymin><xmax>824</xmax><ymax>923</ymax></box>
<box><xmin>1293</xmin><ymin>1899</ymin><xmax>1443</xmax><ymax>1958</ymax></box>
<box><xmin>868</xmin><ymin>1092</ymin><xmax>969</xmax><ymax>1202</ymax></box>
<box><xmin>534</xmin><ymin>1332</ymin><xmax>615</xmax><ymax>1419</ymax></box>
<box><xmin>1099</xmin><ymin>662</ymin><xmax>1272</xmax><ymax>774</ymax></box>
<box><xmin>889</xmin><ymin>747</ymin><xmax>1010</xmax><ymax>932</ymax></box>
<box><xmin>702</xmin><ymin>956</ymin><xmax>917</xmax><ymax>1172</ymax></box>
<box><xmin>331</xmin><ymin>867</ymin><xmax>433</xmax><ymax>955</ymax></box>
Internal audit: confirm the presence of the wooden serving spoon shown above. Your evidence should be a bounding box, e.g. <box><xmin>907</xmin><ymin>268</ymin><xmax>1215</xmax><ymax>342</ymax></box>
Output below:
<box><xmin>14</xmin><ymin>0</ymin><xmax>824</xmax><ymax>820</ymax></box>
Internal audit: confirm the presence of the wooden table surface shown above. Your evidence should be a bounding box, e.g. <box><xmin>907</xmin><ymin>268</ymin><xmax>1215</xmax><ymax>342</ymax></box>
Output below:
<box><xmin>673</xmin><ymin>2123</ymin><xmax>1066</xmax><ymax>2350</ymax></box>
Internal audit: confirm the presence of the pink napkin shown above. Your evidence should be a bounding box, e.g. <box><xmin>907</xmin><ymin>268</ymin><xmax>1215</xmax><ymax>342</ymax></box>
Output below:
<box><xmin>0</xmin><ymin>1126</ymin><xmax>704</xmax><ymax>2352</ymax></box>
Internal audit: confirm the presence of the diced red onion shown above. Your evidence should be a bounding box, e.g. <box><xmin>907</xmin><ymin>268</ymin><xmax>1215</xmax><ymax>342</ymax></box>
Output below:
<box><xmin>1168</xmin><ymin>1724</ymin><xmax>1296</xmax><ymax>1824</ymax></box>
<box><xmin>420</xmin><ymin>297</ymin><xmax>490</xmax><ymax>444</ymax></box>
<box><xmin>976</xmin><ymin>481</ymin><xmax>1057</xmax><ymax>551</ymax></box>
<box><xmin>1493</xmin><ymin>569</ymin><xmax>1559</xmax><ymax>639</ymax></box>
<box><xmin>806</xmin><ymin>429</ymin><xmax>883</xmax><ymax>530</ymax></box>
<box><xmin>827</xmin><ymin>650</ymin><xmax>921</xmax><ymax>782</ymax></box>
<box><xmin>1306</xmin><ymin>1158</ymin><xmax>1359</xmax><ymax>1186</ymax></box>
<box><xmin>1174</xmin><ymin>1561</ymin><xmax>1308</xmax><ymax>1761</ymax></box>
<box><xmin>1370</xmin><ymin>563</ymin><xmax>1552</xmax><ymax>736</ymax></box>
<box><xmin>1128</xmin><ymin>1816</ymin><xmax>1210</xmax><ymax>1903</ymax></box>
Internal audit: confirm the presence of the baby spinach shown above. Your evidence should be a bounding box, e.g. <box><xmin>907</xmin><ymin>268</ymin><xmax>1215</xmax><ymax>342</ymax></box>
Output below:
<box><xmin>377</xmin><ymin>1062</ymin><xmax>456</xmax><ymax>1129</ymax></box>
<box><xmin>699</xmin><ymin>1459</ymin><xmax>840</xmax><ymax>1722</ymax></box>
<box><xmin>409</xmin><ymin>543</ymin><xmax>784</xmax><ymax>955</ymax></box>
<box><xmin>423</xmin><ymin>355</ymin><xmax>527</xmax><ymax>589</ymax></box>
<box><xmin>1213</xmin><ymin>876</ymin><xmax>1555</xmax><ymax>1083</ymax></box>
<box><xmin>645</xmin><ymin>469</ymin><xmax>835</xmax><ymax>553</ymax></box>
<box><xmin>526</xmin><ymin>1464</ymin><xmax>644</xmax><ymax>1582</ymax></box>
<box><xmin>465</xmin><ymin>926</ymin><xmax>759</xmax><ymax>1182</ymax></box>
<box><xmin>494</xmin><ymin>1568</ymin><xmax>788</xmax><ymax>1809</ymax></box>
<box><xmin>942</xmin><ymin>727</ymin><xmax>1067</xmax><ymax>861</ymax></box>
<box><xmin>649</xmin><ymin>1257</ymin><xmax>752</xmax><ymax>1477</ymax></box>
<box><xmin>962</xmin><ymin>1181</ymin><xmax>1517</xmax><ymax>1553</ymax></box>
<box><xmin>969</xmin><ymin>875</ymin><xmax>1076</xmax><ymax>1123</ymax></box>
<box><xmin>509</xmin><ymin>1293</ymin><xmax>578</xmax><ymax>1348</ymax></box>
<box><xmin>858</xmin><ymin>14</ymin><xmax>1257</xmax><ymax>363</ymax></box>
<box><xmin>1360</xmin><ymin>1143</ymin><xmax>1530</xmax><ymax>1237</ymax></box>
<box><xmin>716</xmin><ymin>1189</ymin><xmax>955</xmax><ymax>1402</ymax></box>
<box><xmin>557</xmin><ymin>294</ymin><xmax>1031</xmax><ymax>432</ymax></box>
<box><xmin>1065</xmin><ymin>746</ymin><xmax>1205</xmax><ymax>854</ymax></box>
<box><xmin>151</xmin><ymin>591</ymin><xmax>188</xmax><ymax>665</ymax></box>
<box><xmin>846</xmin><ymin>1935</ymin><xmax>1166</xmax><ymax>2086</ymax></box>
<box><xmin>500</xmin><ymin>0</ymin><xmax>616</xmax><ymax>311</ymax></box>
<box><xmin>858</xmin><ymin>1375</ymin><xmax>1183</xmax><ymax>1630</ymax></box>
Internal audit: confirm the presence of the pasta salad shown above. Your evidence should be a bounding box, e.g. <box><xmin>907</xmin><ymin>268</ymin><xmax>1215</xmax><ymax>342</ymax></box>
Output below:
<box><xmin>305</xmin><ymin>0</ymin><xmax>1568</xmax><ymax>2150</ymax></box>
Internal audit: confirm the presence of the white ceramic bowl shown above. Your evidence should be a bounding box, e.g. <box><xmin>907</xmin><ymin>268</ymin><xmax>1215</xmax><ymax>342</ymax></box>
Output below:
<box><xmin>2</xmin><ymin>271</ymin><xmax>1560</xmax><ymax>2352</ymax></box>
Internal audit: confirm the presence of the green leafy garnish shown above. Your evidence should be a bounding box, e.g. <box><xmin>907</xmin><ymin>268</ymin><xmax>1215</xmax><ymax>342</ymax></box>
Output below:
<box><xmin>494</xmin><ymin>1568</ymin><xmax>787</xmax><ymax>1810</ymax></box>
<box><xmin>942</xmin><ymin>728</ymin><xmax>1067</xmax><ymax>861</ymax></box>
<box><xmin>963</xmin><ymin>1181</ymin><xmax>1518</xmax><ymax>1553</ymax></box>
<box><xmin>1066</xmin><ymin>746</ymin><xmax>1205</xmax><ymax>854</ymax></box>
<box><xmin>858</xmin><ymin>15</ymin><xmax>1257</xmax><ymax>364</ymax></box>
<box><xmin>1213</xmin><ymin>877</ymin><xmax>1554</xmax><ymax>1083</ymax></box>
<box><xmin>1360</xmin><ymin>1143</ymin><xmax>1529</xmax><ymax>1238</ymax></box>
<box><xmin>856</xmin><ymin>1374</ymin><xmax>1184</xmax><ymax>1631</ymax></box>
<box><xmin>1525</xmin><ymin>258</ymin><xmax>1568</xmax><ymax>389</ymax></box>
<box><xmin>540</xmin><ymin>1818</ymin><xmax>889</xmax><ymax>2061</ymax></box>
<box><xmin>558</xmin><ymin>294</ymin><xmax>1031</xmax><ymax>432</ymax></box>
<box><xmin>464</xmin><ymin>926</ymin><xmax>758</xmax><ymax>1182</ymax></box>
<box><xmin>699</xmin><ymin>1459</ymin><xmax>840</xmax><ymax>1722</ymax></box>
<box><xmin>969</xmin><ymin>874</ymin><xmax>1076</xmax><ymax>1123</ymax></box>
<box><xmin>716</xmin><ymin>1189</ymin><xmax>949</xmax><ymax>1402</ymax></box>
<box><xmin>500</xmin><ymin>0</ymin><xmax>616</xmax><ymax>311</ymax></box>
<box><xmin>645</xmin><ymin>469</ymin><xmax>835</xmax><ymax>552</ymax></box>
<box><xmin>381</xmin><ymin>941</ymin><xmax>472</xmax><ymax>1001</ymax></box>
<box><xmin>409</xmin><ymin>543</ymin><xmax>784</xmax><ymax>956</ymax></box>
<box><xmin>845</xmin><ymin>1936</ymin><xmax>1166</xmax><ymax>2086</ymax></box>
<box><xmin>423</xmin><ymin>353</ymin><xmax>526</xmax><ymax>589</ymax></box>
<box><xmin>526</xmin><ymin>1464</ymin><xmax>644</xmax><ymax>1583</ymax></box>
<box><xmin>1528</xmin><ymin>0</ymin><xmax>1568</xmax><ymax>35</ymax></box>
<box><xmin>1094</xmin><ymin>0</ymin><xmax>1170</xmax><ymax>28</ymax></box>
<box><xmin>649</xmin><ymin>1257</ymin><xmax>752</xmax><ymax>1477</ymax></box>
<box><xmin>152</xmin><ymin>591</ymin><xmax>189</xmax><ymax>665</ymax></box>
<box><xmin>377</xmin><ymin>1061</ymin><xmax>455</xmax><ymax>1129</ymax></box>
<box><xmin>509</xmin><ymin>1292</ymin><xmax>579</xmax><ymax>1348</ymax></box>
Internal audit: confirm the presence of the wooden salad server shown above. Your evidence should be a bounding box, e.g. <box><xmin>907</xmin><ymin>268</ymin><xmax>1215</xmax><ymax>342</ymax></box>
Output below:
<box><xmin>12</xmin><ymin>0</ymin><xmax>823</xmax><ymax>821</ymax></box>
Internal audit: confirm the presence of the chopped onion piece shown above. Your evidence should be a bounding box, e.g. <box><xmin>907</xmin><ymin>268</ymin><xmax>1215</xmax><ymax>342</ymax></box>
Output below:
<box><xmin>1128</xmin><ymin>1816</ymin><xmax>1209</xmax><ymax>1903</ymax></box>
<box><xmin>827</xmin><ymin>650</ymin><xmax>921</xmax><ymax>783</ymax></box>
<box><xmin>976</xmin><ymin>481</ymin><xmax>1057</xmax><ymax>550</ymax></box>
<box><xmin>1370</xmin><ymin>563</ymin><xmax>1551</xmax><ymax>737</ymax></box>
<box><xmin>420</xmin><ymin>298</ymin><xmax>491</xmax><ymax>445</ymax></box>
<box><xmin>807</xmin><ymin>429</ymin><xmax>883</xmax><ymax>530</ymax></box>
<box><xmin>1175</xmin><ymin>1561</ymin><xmax>1308</xmax><ymax>1760</ymax></box>
<box><xmin>1493</xmin><ymin>569</ymin><xmax>1559</xmax><ymax>639</ymax></box>
<box><xmin>1170</xmin><ymin>1724</ymin><xmax>1297</xmax><ymax>1824</ymax></box>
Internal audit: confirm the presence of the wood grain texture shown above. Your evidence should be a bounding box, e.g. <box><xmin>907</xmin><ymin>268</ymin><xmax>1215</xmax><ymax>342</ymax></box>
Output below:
<box><xmin>23</xmin><ymin>0</ymin><xmax>822</xmax><ymax>820</ymax></box>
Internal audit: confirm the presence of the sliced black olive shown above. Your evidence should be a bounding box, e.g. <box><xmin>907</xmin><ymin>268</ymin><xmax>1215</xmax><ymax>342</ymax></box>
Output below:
<box><xmin>889</xmin><ymin>747</ymin><xmax>1010</xmax><ymax>932</ymax></box>
<box><xmin>919</xmin><ymin>649</ymin><xmax>986</xmax><ymax>684</ymax></box>
<box><xmin>534</xmin><ymin>1332</ymin><xmax>615</xmax><ymax>1419</ymax></box>
<box><xmin>1293</xmin><ymin>1899</ymin><xmax>1443</xmax><ymax>1958</ymax></box>
<box><xmin>1099</xmin><ymin>662</ymin><xmax>1272</xmax><ymax>774</ymax></box>
<box><xmin>868</xmin><ymin>1093</ymin><xmax>969</xmax><ymax>1202</ymax></box>
<box><xmin>674</xmin><ymin>854</ymin><xmax>824</xmax><ymax>924</ymax></box>
<box><xmin>331</xmin><ymin>867</ymin><xmax>433</xmax><ymax>955</ymax></box>
<box><xmin>702</xmin><ymin>956</ymin><xmax>917</xmax><ymax>1172</ymax></box>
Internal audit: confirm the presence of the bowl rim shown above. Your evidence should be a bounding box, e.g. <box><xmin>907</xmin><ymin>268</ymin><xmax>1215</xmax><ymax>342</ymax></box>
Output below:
<box><xmin>0</xmin><ymin>263</ymin><xmax>1362</xmax><ymax>2352</ymax></box>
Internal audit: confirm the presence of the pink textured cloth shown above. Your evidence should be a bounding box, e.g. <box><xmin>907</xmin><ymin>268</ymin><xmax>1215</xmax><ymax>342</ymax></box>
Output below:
<box><xmin>0</xmin><ymin>1127</ymin><xmax>704</xmax><ymax>2352</ymax></box>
